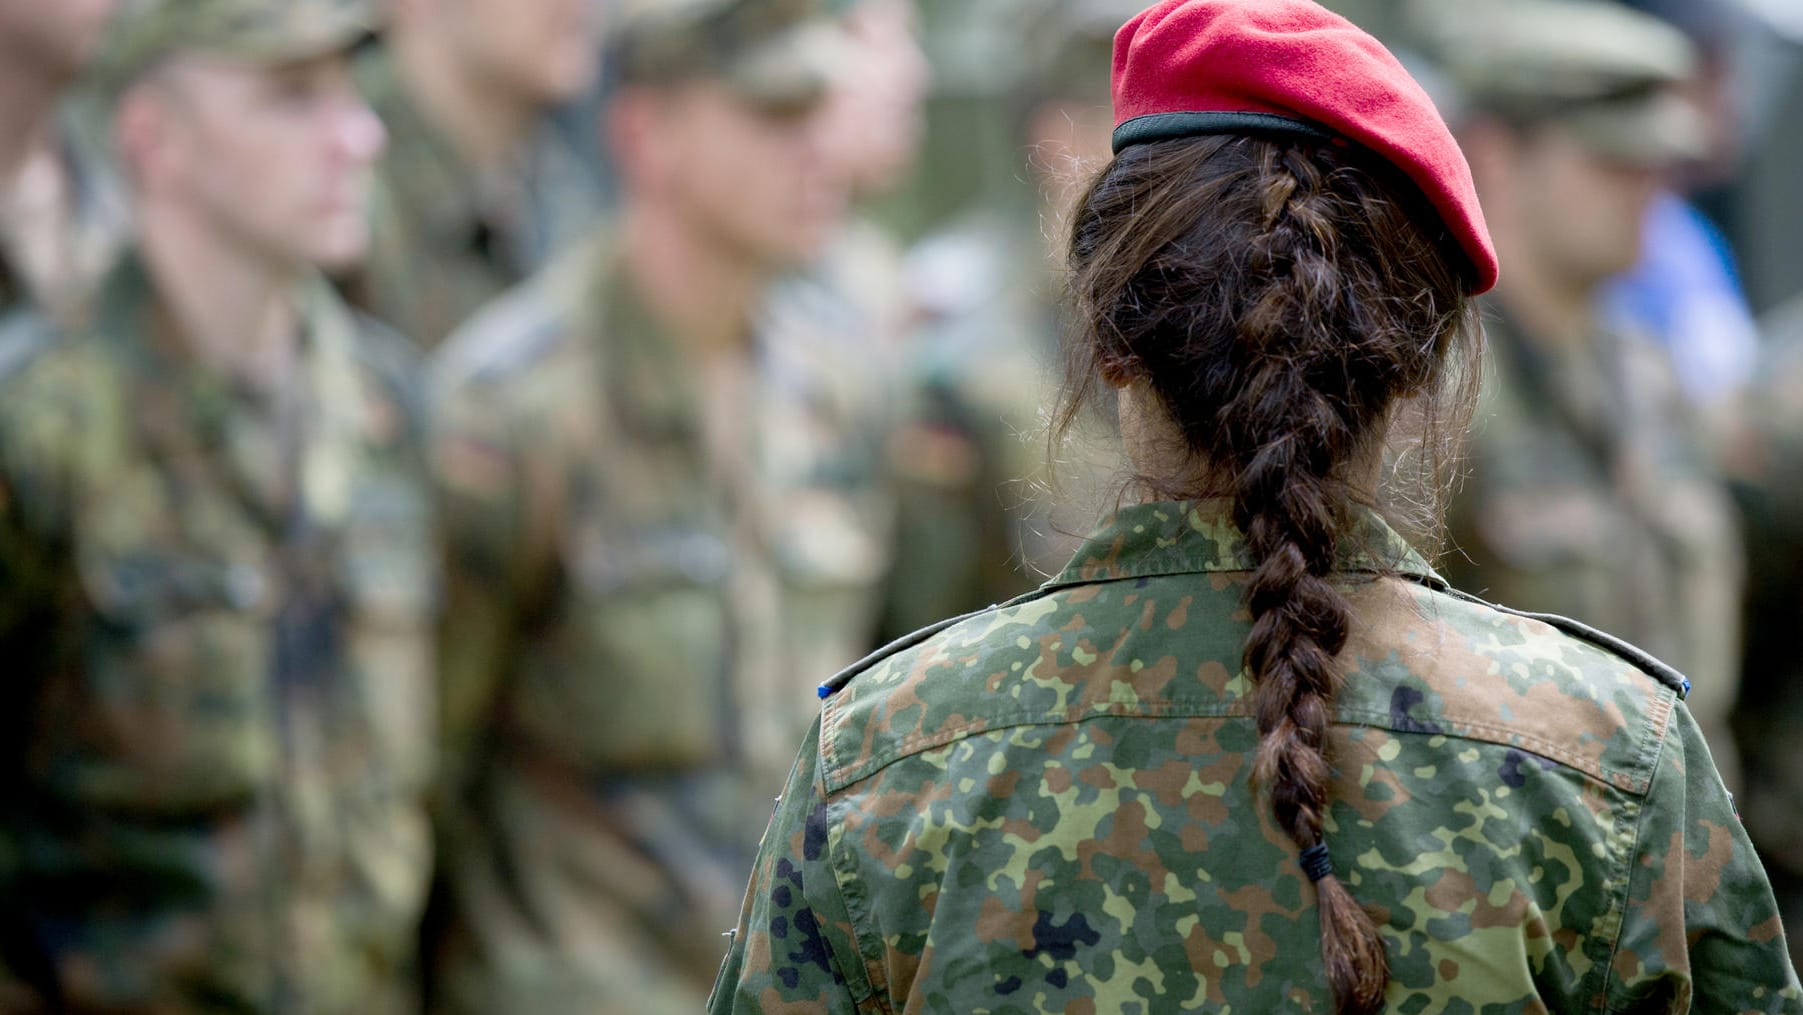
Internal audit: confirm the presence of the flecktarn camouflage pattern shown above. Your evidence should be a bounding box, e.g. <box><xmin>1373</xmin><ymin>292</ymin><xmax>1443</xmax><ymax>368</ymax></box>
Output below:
<box><xmin>0</xmin><ymin>254</ymin><xmax>436</xmax><ymax>1012</ymax></box>
<box><xmin>712</xmin><ymin>500</ymin><xmax>1801</xmax><ymax>1013</ymax></box>
<box><xmin>345</xmin><ymin>38</ymin><xmax>603</xmax><ymax>351</ymax></box>
<box><xmin>430</xmin><ymin>227</ymin><xmax>892</xmax><ymax>1012</ymax></box>
<box><xmin>88</xmin><ymin>0</ymin><xmax>378</xmax><ymax>98</ymax></box>
<box><xmin>1443</xmin><ymin>309</ymin><xmax>1746</xmax><ymax>793</ymax></box>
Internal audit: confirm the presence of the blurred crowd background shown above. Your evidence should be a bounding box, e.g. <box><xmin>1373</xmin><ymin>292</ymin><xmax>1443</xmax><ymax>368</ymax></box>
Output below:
<box><xmin>2</xmin><ymin>0</ymin><xmax>1802</xmax><ymax>1010</ymax></box>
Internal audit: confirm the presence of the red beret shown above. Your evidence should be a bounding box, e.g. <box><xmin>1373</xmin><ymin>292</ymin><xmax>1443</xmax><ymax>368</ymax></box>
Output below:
<box><xmin>1111</xmin><ymin>0</ymin><xmax>1498</xmax><ymax>294</ymax></box>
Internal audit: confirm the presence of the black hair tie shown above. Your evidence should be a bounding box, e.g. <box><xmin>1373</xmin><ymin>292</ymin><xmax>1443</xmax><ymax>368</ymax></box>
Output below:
<box><xmin>1300</xmin><ymin>843</ymin><xmax>1334</xmax><ymax>883</ymax></box>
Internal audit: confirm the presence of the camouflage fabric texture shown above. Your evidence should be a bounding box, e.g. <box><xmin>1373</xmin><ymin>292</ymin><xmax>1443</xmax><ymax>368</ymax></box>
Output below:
<box><xmin>613</xmin><ymin>0</ymin><xmax>845</xmax><ymax>106</ymax></box>
<box><xmin>345</xmin><ymin>45</ymin><xmax>603</xmax><ymax>351</ymax></box>
<box><xmin>878</xmin><ymin>213</ymin><xmax>1118</xmax><ymax>639</ymax></box>
<box><xmin>429</xmin><ymin>231</ymin><xmax>892</xmax><ymax>1013</ymax></box>
<box><xmin>712</xmin><ymin>500</ymin><xmax>1801</xmax><ymax>1013</ymax></box>
<box><xmin>0</xmin><ymin>254</ymin><xmax>437</xmax><ymax>1012</ymax></box>
<box><xmin>87</xmin><ymin>0</ymin><xmax>378</xmax><ymax>99</ymax></box>
<box><xmin>1442</xmin><ymin>309</ymin><xmax>1746</xmax><ymax>791</ymax></box>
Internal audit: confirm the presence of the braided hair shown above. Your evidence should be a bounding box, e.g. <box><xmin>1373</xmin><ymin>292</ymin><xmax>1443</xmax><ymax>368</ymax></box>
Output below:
<box><xmin>1061</xmin><ymin>135</ymin><xmax>1480</xmax><ymax>1013</ymax></box>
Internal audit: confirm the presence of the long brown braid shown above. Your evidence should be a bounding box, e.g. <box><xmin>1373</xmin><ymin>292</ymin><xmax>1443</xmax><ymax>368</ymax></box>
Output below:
<box><xmin>1060</xmin><ymin>134</ymin><xmax>1479</xmax><ymax>1013</ymax></box>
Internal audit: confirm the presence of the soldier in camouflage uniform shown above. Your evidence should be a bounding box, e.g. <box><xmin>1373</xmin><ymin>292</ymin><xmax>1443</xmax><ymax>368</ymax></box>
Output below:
<box><xmin>0</xmin><ymin>1</ymin><xmax>438</xmax><ymax>1010</ymax></box>
<box><xmin>345</xmin><ymin>0</ymin><xmax>605</xmax><ymax>349</ymax></box>
<box><xmin>0</xmin><ymin>0</ymin><xmax>126</xmax><ymax>324</ymax></box>
<box><xmin>428</xmin><ymin>1</ymin><xmax>878</xmax><ymax>1010</ymax></box>
<box><xmin>1722</xmin><ymin>296</ymin><xmax>1803</xmax><ymax>971</ymax></box>
<box><xmin>1423</xmin><ymin>0</ymin><xmax>1748</xmax><ymax>790</ymax></box>
<box><xmin>714</xmin><ymin>1</ymin><xmax>1800</xmax><ymax>1011</ymax></box>
<box><xmin>876</xmin><ymin>0</ymin><xmax>1132</xmax><ymax>639</ymax></box>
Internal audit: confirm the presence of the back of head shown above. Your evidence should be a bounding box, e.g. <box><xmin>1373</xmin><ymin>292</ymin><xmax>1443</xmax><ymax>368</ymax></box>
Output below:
<box><xmin>1062</xmin><ymin>2</ymin><xmax>1491</xmax><ymax>1010</ymax></box>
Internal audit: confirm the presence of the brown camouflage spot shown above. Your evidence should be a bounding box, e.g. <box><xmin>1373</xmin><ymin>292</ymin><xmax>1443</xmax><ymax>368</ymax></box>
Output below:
<box><xmin>1749</xmin><ymin>914</ymin><xmax>1786</xmax><ymax>945</ymax></box>
<box><xmin>1423</xmin><ymin>869</ymin><xmax>1530</xmax><ymax>929</ymax></box>
<box><xmin>974</xmin><ymin>895</ymin><xmax>1038</xmax><ymax>949</ymax></box>
<box><xmin>1220</xmin><ymin>884</ymin><xmax>1289</xmax><ymax>985</ymax></box>
<box><xmin>1680</xmin><ymin>822</ymin><xmax>1733</xmax><ymax>907</ymax></box>
<box><xmin>1439</xmin><ymin>958</ymin><xmax>1459</xmax><ymax>981</ymax></box>
<box><xmin>1078</xmin><ymin>766</ymin><xmax>1117</xmax><ymax>792</ymax></box>
<box><xmin>1166</xmin><ymin>595</ymin><xmax>1192</xmax><ymax>630</ymax></box>
<box><xmin>1077</xmin><ymin>800</ymin><xmax>1163</xmax><ymax>881</ymax></box>
<box><xmin>1182</xmin><ymin>923</ymin><xmax>1232</xmax><ymax>1006</ymax></box>
<box><xmin>1044</xmin><ymin>766</ymin><xmax>1074</xmax><ymax>794</ymax></box>
<box><xmin>1134</xmin><ymin>757</ymin><xmax>1198</xmax><ymax>808</ymax></box>
<box><xmin>1332</xmin><ymin>731</ymin><xmax>1415</xmax><ymax>823</ymax></box>
<box><xmin>987</xmin><ymin>769</ymin><xmax>1021</xmax><ymax>799</ymax></box>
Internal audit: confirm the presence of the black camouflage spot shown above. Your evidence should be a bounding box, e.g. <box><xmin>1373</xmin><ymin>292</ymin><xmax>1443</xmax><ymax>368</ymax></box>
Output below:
<box><xmin>1498</xmin><ymin>750</ymin><xmax>1531</xmax><ymax>789</ymax></box>
<box><xmin>1025</xmin><ymin>911</ymin><xmax>1101</xmax><ymax>962</ymax></box>
<box><xmin>771</xmin><ymin>916</ymin><xmax>789</xmax><ymax>938</ymax></box>
<box><xmin>1047</xmin><ymin>969</ymin><xmax>1069</xmax><ymax>989</ymax></box>
<box><xmin>773</xmin><ymin>884</ymin><xmax>793</xmax><ymax>908</ymax></box>
<box><xmin>1389</xmin><ymin>687</ymin><xmax>1445</xmax><ymax>735</ymax></box>
<box><xmin>804</xmin><ymin>800</ymin><xmax>829</xmax><ymax>861</ymax></box>
<box><xmin>786</xmin><ymin>904</ymin><xmax>839</xmax><ymax>985</ymax></box>
<box><xmin>996</xmin><ymin>975</ymin><xmax>1023</xmax><ymax>995</ymax></box>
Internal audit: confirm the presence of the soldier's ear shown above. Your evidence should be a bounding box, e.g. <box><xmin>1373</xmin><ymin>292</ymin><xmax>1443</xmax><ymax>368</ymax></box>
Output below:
<box><xmin>605</xmin><ymin>87</ymin><xmax>666</xmax><ymax>188</ymax></box>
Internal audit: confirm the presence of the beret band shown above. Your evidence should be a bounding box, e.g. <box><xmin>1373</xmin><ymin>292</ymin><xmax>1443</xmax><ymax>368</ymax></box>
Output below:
<box><xmin>1111</xmin><ymin>111</ymin><xmax>1334</xmax><ymax>153</ymax></box>
<box><xmin>1110</xmin><ymin>0</ymin><xmax>1498</xmax><ymax>294</ymax></box>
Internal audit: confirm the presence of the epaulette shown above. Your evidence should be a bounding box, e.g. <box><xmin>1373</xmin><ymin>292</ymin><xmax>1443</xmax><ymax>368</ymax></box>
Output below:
<box><xmin>1434</xmin><ymin>584</ymin><xmax>1692</xmax><ymax>700</ymax></box>
<box><xmin>816</xmin><ymin>583</ymin><xmax>1060</xmax><ymax>701</ymax></box>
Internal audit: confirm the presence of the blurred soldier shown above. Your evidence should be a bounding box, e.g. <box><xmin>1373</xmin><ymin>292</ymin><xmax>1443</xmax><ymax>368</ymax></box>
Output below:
<box><xmin>346</xmin><ymin>0</ymin><xmax>604</xmax><ymax>349</ymax></box>
<box><xmin>767</xmin><ymin>0</ymin><xmax>928</xmax><ymax>353</ymax></box>
<box><xmin>1426</xmin><ymin>0</ymin><xmax>1747</xmax><ymax>784</ymax></box>
<box><xmin>0</xmin><ymin>0</ymin><xmax>438</xmax><ymax>1010</ymax></box>
<box><xmin>761</xmin><ymin>0</ymin><xmax>926</xmax><ymax>656</ymax></box>
<box><xmin>1723</xmin><ymin>296</ymin><xmax>1803</xmax><ymax>968</ymax></box>
<box><xmin>429</xmin><ymin>0</ymin><xmax>856</xmax><ymax>1010</ymax></box>
<box><xmin>878</xmin><ymin>0</ymin><xmax>1132</xmax><ymax>637</ymax></box>
<box><xmin>0</xmin><ymin>0</ymin><xmax>125</xmax><ymax>323</ymax></box>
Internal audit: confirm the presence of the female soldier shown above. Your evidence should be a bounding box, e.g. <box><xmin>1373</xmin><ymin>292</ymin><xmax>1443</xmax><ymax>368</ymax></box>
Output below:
<box><xmin>710</xmin><ymin>1</ymin><xmax>1801</xmax><ymax>1011</ymax></box>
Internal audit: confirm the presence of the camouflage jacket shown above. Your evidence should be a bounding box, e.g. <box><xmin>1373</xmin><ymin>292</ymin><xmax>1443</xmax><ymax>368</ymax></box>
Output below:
<box><xmin>1444</xmin><ymin>307</ymin><xmax>1745</xmax><ymax>788</ymax></box>
<box><xmin>345</xmin><ymin>46</ymin><xmax>602</xmax><ymax>351</ymax></box>
<box><xmin>0</xmin><ymin>254</ymin><xmax>437</xmax><ymax>1014</ymax></box>
<box><xmin>430</xmin><ymin>232</ymin><xmax>893</xmax><ymax>1014</ymax></box>
<box><xmin>712</xmin><ymin>500</ymin><xmax>1800</xmax><ymax>1013</ymax></box>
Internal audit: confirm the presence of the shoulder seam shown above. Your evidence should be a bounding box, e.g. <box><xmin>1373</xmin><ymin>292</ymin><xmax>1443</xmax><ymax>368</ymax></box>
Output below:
<box><xmin>1431</xmin><ymin>584</ymin><xmax>1692</xmax><ymax>699</ymax></box>
<box><xmin>1593</xmin><ymin>709</ymin><xmax>1673</xmax><ymax>1009</ymax></box>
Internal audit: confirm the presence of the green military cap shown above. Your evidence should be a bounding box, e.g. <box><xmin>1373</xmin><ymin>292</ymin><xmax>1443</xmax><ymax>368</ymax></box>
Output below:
<box><xmin>612</xmin><ymin>0</ymin><xmax>847</xmax><ymax>110</ymax></box>
<box><xmin>1024</xmin><ymin>0</ymin><xmax>1143</xmax><ymax>99</ymax></box>
<box><xmin>90</xmin><ymin>0</ymin><xmax>379</xmax><ymax>98</ymax></box>
<box><xmin>1415</xmin><ymin>0</ymin><xmax>1706</xmax><ymax>165</ymax></box>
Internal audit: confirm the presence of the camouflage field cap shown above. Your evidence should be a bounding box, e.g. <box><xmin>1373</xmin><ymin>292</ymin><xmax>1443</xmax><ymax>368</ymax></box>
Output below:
<box><xmin>1024</xmin><ymin>0</ymin><xmax>1145</xmax><ymax>100</ymax></box>
<box><xmin>1419</xmin><ymin>0</ymin><xmax>1706</xmax><ymax>165</ymax></box>
<box><xmin>612</xmin><ymin>0</ymin><xmax>847</xmax><ymax>110</ymax></box>
<box><xmin>90</xmin><ymin>0</ymin><xmax>379</xmax><ymax>98</ymax></box>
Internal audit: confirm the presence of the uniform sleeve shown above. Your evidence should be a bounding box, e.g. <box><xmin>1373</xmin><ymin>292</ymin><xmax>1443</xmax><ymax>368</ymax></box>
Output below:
<box><xmin>429</xmin><ymin>371</ymin><xmax>537</xmax><ymax>781</ymax></box>
<box><xmin>710</xmin><ymin>718</ymin><xmax>868</xmax><ymax>1015</ymax></box>
<box><xmin>1607</xmin><ymin>701</ymin><xmax>1803</xmax><ymax>1013</ymax></box>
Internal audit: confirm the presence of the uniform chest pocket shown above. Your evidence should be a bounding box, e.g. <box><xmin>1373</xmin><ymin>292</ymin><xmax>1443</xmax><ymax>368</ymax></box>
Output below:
<box><xmin>335</xmin><ymin>481</ymin><xmax>439</xmax><ymax>796</ymax></box>
<box><xmin>69</xmin><ymin>541</ymin><xmax>279</xmax><ymax>813</ymax></box>
<box><xmin>512</xmin><ymin>526</ymin><xmax>736</xmax><ymax>771</ymax></box>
